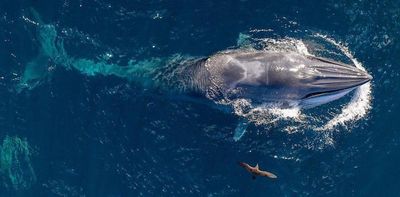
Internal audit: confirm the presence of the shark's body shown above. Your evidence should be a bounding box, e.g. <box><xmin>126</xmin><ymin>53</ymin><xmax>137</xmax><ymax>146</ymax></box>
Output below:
<box><xmin>238</xmin><ymin>162</ymin><xmax>277</xmax><ymax>179</ymax></box>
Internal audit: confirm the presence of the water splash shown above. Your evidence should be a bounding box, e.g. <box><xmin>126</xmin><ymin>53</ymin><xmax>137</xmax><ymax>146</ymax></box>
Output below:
<box><xmin>230</xmin><ymin>98</ymin><xmax>305</xmax><ymax>134</ymax></box>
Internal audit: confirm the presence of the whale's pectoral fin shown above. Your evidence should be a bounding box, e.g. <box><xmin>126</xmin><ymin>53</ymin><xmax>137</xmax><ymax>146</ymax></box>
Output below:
<box><xmin>236</xmin><ymin>33</ymin><xmax>253</xmax><ymax>48</ymax></box>
<box><xmin>233</xmin><ymin>119</ymin><xmax>249</xmax><ymax>141</ymax></box>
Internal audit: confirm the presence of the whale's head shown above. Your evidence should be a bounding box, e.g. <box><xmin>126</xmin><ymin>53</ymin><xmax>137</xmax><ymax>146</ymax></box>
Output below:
<box><xmin>295</xmin><ymin>56</ymin><xmax>372</xmax><ymax>108</ymax></box>
<box><xmin>214</xmin><ymin>51</ymin><xmax>372</xmax><ymax>108</ymax></box>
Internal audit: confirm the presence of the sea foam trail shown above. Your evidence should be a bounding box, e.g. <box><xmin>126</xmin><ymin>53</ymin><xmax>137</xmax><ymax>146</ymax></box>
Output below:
<box><xmin>19</xmin><ymin>21</ymin><xmax>185</xmax><ymax>92</ymax></box>
<box><xmin>17</xmin><ymin>9</ymin><xmax>165</xmax><ymax>90</ymax></box>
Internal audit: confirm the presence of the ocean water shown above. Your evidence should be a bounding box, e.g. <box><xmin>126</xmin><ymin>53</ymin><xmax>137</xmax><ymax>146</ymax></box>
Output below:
<box><xmin>0</xmin><ymin>0</ymin><xmax>399</xmax><ymax>196</ymax></box>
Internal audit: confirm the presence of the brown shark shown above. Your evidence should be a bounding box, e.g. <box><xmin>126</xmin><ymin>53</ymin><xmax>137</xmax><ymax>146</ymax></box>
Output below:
<box><xmin>238</xmin><ymin>162</ymin><xmax>277</xmax><ymax>179</ymax></box>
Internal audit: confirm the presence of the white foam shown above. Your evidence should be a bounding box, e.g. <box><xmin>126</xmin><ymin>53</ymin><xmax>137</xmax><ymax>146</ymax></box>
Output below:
<box><xmin>231</xmin><ymin>98</ymin><xmax>305</xmax><ymax>134</ymax></box>
<box><xmin>319</xmin><ymin>83</ymin><xmax>371</xmax><ymax>130</ymax></box>
<box><xmin>294</xmin><ymin>39</ymin><xmax>311</xmax><ymax>56</ymax></box>
<box><xmin>22</xmin><ymin>15</ymin><xmax>40</xmax><ymax>26</ymax></box>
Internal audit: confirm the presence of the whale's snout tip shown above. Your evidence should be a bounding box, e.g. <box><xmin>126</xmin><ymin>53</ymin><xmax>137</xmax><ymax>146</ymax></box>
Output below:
<box><xmin>366</xmin><ymin>73</ymin><xmax>373</xmax><ymax>81</ymax></box>
<box><xmin>310</xmin><ymin>62</ymin><xmax>372</xmax><ymax>91</ymax></box>
<box><xmin>354</xmin><ymin>70</ymin><xmax>373</xmax><ymax>87</ymax></box>
<box><xmin>359</xmin><ymin>71</ymin><xmax>372</xmax><ymax>85</ymax></box>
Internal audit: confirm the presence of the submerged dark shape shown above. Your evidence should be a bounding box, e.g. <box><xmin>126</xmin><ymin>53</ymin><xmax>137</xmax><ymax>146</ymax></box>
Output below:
<box><xmin>238</xmin><ymin>162</ymin><xmax>277</xmax><ymax>179</ymax></box>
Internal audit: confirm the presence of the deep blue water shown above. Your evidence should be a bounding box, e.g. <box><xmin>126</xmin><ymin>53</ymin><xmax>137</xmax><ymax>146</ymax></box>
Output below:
<box><xmin>0</xmin><ymin>0</ymin><xmax>400</xmax><ymax>196</ymax></box>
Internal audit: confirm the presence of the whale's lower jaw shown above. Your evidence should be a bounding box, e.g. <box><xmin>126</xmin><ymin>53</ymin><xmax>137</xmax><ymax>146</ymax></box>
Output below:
<box><xmin>298</xmin><ymin>87</ymin><xmax>357</xmax><ymax>109</ymax></box>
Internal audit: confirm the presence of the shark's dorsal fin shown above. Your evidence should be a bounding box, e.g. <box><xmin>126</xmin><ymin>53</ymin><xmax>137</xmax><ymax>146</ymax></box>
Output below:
<box><xmin>255</xmin><ymin>164</ymin><xmax>259</xmax><ymax>170</ymax></box>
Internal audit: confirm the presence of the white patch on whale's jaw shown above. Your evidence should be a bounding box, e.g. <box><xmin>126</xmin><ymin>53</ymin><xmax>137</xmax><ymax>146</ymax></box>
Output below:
<box><xmin>299</xmin><ymin>88</ymin><xmax>356</xmax><ymax>109</ymax></box>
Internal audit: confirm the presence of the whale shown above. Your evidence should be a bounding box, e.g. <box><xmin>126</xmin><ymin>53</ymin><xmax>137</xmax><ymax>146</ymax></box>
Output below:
<box><xmin>179</xmin><ymin>50</ymin><xmax>372</xmax><ymax>109</ymax></box>
<box><xmin>21</xmin><ymin>10</ymin><xmax>372</xmax><ymax>141</ymax></box>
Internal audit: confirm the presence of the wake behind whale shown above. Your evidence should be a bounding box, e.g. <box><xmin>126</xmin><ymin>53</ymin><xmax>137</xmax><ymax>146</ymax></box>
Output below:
<box><xmin>20</xmin><ymin>10</ymin><xmax>373</xmax><ymax>146</ymax></box>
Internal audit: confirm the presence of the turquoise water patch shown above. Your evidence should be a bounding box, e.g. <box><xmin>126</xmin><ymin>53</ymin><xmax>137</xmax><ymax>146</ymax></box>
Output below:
<box><xmin>20</xmin><ymin>24</ymin><xmax>70</xmax><ymax>90</ymax></box>
<box><xmin>20</xmin><ymin>21</ymin><xmax>171</xmax><ymax>90</ymax></box>
<box><xmin>20</xmin><ymin>12</ymin><xmax>197</xmax><ymax>93</ymax></box>
<box><xmin>0</xmin><ymin>136</ymin><xmax>36</xmax><ymax>191</ymax></box>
